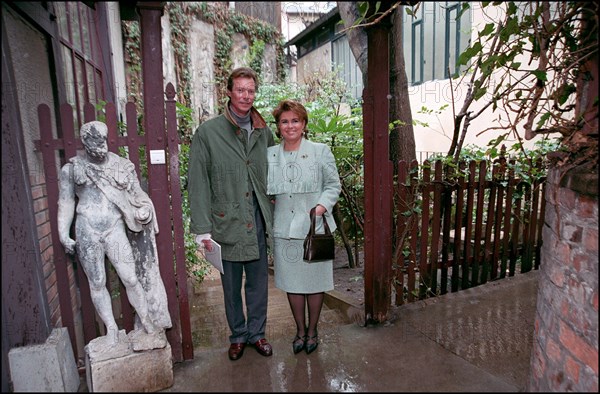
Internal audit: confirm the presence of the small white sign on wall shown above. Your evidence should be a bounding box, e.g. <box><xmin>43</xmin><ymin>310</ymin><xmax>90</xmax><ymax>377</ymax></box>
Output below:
<box><xmin>150</xmin><ymin>150</ymin><xmax>166</xmax><ymax>164</ymax></box>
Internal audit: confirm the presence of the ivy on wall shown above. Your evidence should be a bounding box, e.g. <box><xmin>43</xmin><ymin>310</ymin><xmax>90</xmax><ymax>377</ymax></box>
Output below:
<box><xmin>167</xmin><ymin>3</ymin><xmax>193</xmax><ymax>109</ymax></box>
<box><xmin>122</xmin><ymin>20</ymin><xmax>142</xmax><ymax>111</ymax></box>
<box><xmin>122</xmin><ymin>2</ymin><xmax>286</xmax><ymax>141</ymax></box>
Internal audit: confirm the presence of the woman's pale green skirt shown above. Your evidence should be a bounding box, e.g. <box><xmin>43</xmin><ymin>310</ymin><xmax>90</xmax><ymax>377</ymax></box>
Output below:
<box><xmin>273</xmin><ymin>237</ymin><xmax>333</xmax><ymax>294</ymax></box>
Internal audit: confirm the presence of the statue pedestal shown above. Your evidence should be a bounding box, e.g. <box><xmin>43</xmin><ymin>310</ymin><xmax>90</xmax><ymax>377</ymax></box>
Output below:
<box><xmin>85</xmin><ymin>330</ymin><xmax>173</xmax><ymax>392</ymax></box>
<box><xmin>8</xmin><ymin>327</ymin><xmax>80</xmax><ymax>392</ymax></box>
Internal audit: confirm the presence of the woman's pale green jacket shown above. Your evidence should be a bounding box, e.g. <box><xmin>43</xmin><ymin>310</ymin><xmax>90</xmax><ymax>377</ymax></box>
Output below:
<box><xmin>267</xmin><ymin>137</ymin><xmax>341</xmax><ymax>239</ymax></box>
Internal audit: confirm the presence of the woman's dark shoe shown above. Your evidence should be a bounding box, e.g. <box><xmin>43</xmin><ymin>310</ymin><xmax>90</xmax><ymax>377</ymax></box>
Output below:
<box><xmin>292</xmin><ymin>335</ymin><xmax>306</xmax><ymax>354</ymax></box>
<box><xmin>305</xmin><ymin>332</ymin><xmax>319</xmax><ymax>354</ymax></box>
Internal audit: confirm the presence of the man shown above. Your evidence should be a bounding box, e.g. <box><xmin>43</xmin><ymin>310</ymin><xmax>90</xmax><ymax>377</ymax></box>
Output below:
<box><xmin>57</xmin><ymin>121</ymin><xmax>171</xmax><ymax>347</ymax></box>
<box><xmin>188</xmin><ymin>67</ymin><xmax>275</xmax><ymax>360</ymax></box>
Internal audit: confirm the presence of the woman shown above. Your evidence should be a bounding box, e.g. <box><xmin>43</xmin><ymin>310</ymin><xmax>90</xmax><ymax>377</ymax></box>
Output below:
<box><xmin>267</xmin><ymin>99</ymin><xmax>341</xmax><ymax>354</ymax></box>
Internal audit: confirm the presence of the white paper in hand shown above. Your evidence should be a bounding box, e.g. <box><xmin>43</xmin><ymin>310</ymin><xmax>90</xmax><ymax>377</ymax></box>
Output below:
<box><xmin>200</xmin><ymin>239</ymin><xmax>223</xmax><ymax>274</ymax></box>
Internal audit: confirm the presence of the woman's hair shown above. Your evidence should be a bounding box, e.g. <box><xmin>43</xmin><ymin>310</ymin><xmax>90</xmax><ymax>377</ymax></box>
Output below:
<box><xmin>271</xmin><ymin>99</ymin><xmax>309</xmax><ymax>139</ymax></box>
<box><xmin>227</xmin><ymin>67</ymin><xmax>259</xmax><ymax>91</ymax></box>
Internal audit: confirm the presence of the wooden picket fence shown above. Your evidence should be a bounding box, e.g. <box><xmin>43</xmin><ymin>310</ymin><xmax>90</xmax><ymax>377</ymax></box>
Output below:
<box><xmin>393</xmin><ymin>155</ymin><xmax>546</xmax><ymax>305</ymax></box>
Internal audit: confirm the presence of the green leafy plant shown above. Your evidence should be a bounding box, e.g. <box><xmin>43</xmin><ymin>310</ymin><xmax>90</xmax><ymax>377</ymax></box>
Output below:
<box><xmin>179</xmin><ymin>143</ymin><xmax>211</xmax><ymax>283</ymax></box>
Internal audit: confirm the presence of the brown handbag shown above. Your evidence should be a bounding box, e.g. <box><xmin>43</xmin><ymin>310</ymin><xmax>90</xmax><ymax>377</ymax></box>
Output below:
<box><xmin>303</xmin><ymin>207</ymin><xmax>335</xmax><ymax>262</ymax></box>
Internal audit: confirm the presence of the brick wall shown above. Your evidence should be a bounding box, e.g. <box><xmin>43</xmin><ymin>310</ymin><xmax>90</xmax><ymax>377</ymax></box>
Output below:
<box><xmin>30</xmin><ymin>171</ymin><xmax>79</xmax><ymax>329</ymax></box>
<box><xmin>528</xmin><ymin>168</ymin><xmax>598</xmax><ymax>391</ymax></box>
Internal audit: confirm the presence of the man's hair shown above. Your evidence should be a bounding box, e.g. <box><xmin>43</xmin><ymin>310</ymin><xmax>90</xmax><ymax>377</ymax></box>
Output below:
<box><xmin>227</xmin><ymin>67</ymin><xmax>259</xmax><ymax>91</ymax></box>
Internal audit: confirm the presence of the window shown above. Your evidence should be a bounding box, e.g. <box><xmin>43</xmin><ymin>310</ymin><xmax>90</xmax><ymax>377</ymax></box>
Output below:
<box><xmin>293</xmin><ymin>15</ymin><xmax>339</xmax><ymax>58</ymax></box>
<box><xmin>411</xmin><ymin>20</ymin><xmax>424</xmax><ymax>85</ymax></box>
<box><xmin>53</xmin><ymin>2</ymin><xmax>105</xmax><ymax>130</ymax></box>
<box><xmin>403</xmin><ymin>1</ymin><xmax>471</xmax><ymax>85</ymax></box>
<box><xmin>445</xmin><ymin>3</ymin><xmax>461</xmax><ymax>78</ymax></box>
<box><xmin>332</xmin><ymin>35</ymin><xmax>363</xmax><ymax>100</ymax></box>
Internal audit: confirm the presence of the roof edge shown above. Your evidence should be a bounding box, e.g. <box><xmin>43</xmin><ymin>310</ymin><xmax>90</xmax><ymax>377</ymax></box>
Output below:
<box><xmin>285</xmin><ymin>6</ymin><xmax>340</xmax><ymax>48</ymax></box>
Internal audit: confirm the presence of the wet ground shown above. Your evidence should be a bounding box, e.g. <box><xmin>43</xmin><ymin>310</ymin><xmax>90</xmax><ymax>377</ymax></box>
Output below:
<box><xmin>159</xmin><ymin>268</ymin><xmax>539</xmax><ymax>392</ymax></box>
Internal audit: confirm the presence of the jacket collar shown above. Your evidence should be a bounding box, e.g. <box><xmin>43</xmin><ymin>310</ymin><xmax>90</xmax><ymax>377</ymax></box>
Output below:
<box><xmin>224</xmin><ymin>101</ymin><xmax>268</xmax><ymax>129</ymax></box>
<box><xmin>275</xmin><ymin>137</ymin><xmax>311</xmax><ymax>159</ymax></box>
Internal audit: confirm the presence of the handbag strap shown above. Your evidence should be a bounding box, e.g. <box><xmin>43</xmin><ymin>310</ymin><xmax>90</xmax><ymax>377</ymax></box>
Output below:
<box><xmin>308</xmin><ymin>207</ymin><xmax>332</xmax><ymax>236</ymax></box>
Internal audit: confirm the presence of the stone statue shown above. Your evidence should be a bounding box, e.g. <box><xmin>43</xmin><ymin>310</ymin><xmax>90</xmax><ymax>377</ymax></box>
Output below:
<box><xmin>57</xmin><ymin>120</ymin><xmax>171</xmax><ymax>353</ymax></box>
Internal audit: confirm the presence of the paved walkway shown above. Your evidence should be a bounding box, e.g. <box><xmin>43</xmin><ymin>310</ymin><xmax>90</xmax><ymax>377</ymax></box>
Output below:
<box><xmin>160</xmin><ymin>268</ymin><xmax>540</xmax><ymax>392</ymax></box>
<box><xmin>187</xmin><ymin>266</ymin><xmax>350</xmax><ymax>349</ymax></box>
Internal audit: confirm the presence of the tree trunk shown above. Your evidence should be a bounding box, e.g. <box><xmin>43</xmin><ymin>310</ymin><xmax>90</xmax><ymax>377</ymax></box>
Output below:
<box><xmin>389</xmin><ymin>8</ymin><xmax>416</xmax><ymax>163</ymax></box>
<box><xmin>338</xmin><ymin>2</ymin><xmax>416</xmax><ymax>163</ymax></box>
<box><xmin>337</xmin><ymin>2</ymin><xmax>368</xmax><ymax>87</ymax></box>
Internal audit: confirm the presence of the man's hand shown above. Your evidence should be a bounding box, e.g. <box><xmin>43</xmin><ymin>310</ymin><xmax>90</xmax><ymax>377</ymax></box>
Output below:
<box><xmin>195</xmin><ymin>233</ymin><xmax>213</xmax><ymax>252</ymax></box>
<box><xmin>201</xmin><ymin>239</ymin><xmax>213</xmax><ymax>252</ymax></box>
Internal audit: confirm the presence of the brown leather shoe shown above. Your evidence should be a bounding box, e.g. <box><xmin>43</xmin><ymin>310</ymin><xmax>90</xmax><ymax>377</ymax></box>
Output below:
<box><xmin>253</xmin><ymin>338</ymin><xmax>273</xmax><ymax>357</ymax></box>
<box><xmin>228</xmin><ymin>343</ymin><xmax>246</xmax><ymax>360</ymax></box>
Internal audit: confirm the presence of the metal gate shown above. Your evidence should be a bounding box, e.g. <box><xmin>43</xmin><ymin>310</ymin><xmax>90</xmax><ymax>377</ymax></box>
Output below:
<box><xmin>34</xmin><ymin>83</ymin><xmax>193</xmax><ymax>362</ymax></box>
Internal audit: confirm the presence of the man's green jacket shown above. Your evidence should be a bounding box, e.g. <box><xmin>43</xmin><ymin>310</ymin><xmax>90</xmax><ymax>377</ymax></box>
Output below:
<box><xmin>188</xmin><ymin>104</ymin><xmax>275</xmax><ymax>261</ymax></box>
